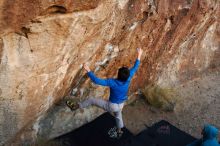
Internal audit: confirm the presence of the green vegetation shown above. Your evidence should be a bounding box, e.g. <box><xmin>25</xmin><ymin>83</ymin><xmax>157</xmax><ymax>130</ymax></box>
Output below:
<box><xmin>142</xmin><ymin>85</ymin><xmax>178</xmax><ymax>111</ymax></box>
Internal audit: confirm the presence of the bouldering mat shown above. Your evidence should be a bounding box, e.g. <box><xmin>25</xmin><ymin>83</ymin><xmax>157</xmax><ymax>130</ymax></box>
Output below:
<box><xmin>127</xmin><ymin>120</ymin><xmax>197</xmax><ymax>146</ymax></box>
<box><xmin>54</xmin><ymin>113</ymin><xmax>197</xmax><ymax>146</ymax></box>
<box><xmin>54</xmin><ymin>112</ymin><xmax>133</xmax><ymax>146</ymax></box>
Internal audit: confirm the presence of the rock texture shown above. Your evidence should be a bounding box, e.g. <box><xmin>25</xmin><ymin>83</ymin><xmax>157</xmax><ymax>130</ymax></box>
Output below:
<box><xmin>0</xmin><ymin>0</ymin><xmax>219</xmax><ymax>145</ymax></box>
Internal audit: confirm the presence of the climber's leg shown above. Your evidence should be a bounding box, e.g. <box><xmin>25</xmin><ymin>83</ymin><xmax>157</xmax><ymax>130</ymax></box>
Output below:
<box><xmin>109</xmin><ymin>102</ymin><xmax>124</xmax><ymax>128</ymax></box>
<box><xmin>110</xmin><ymin>102</ymin><xmax>124</xmax><ymax>138</ymax></box>
<box><xmin>79</xmin><ymin>97</ymin><xmax>111</xmax><ymax>112</ymax></box>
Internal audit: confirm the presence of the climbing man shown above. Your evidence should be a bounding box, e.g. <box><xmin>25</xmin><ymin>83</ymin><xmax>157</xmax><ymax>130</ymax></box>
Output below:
<box><xmin>67</xmin><ymin>48</ymin><xmax>143</xmax><ymax>138</ymax></box>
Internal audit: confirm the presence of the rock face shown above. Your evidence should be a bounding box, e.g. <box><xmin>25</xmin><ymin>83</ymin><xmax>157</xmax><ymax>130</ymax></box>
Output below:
<box><xmin>0</xmin><ymin>0</ymin><xmax>219</xmax><ymax>145</ymax></box>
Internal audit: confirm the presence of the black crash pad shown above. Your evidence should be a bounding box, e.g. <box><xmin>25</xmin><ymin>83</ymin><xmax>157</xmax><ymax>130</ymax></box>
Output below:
<box><xmin>127</xmin><ymin>120</ymin><xmax>197</xmax><ymax>146</ymax></box>
<box><xmin>54</xmin><ymin>113</ymin><xmax>197</xmax><ymax>146</ymax></box>
<box><xmin>54</xmin><ymin>112</ymin><xmax>134</xmax><ymax>146</ymax></box>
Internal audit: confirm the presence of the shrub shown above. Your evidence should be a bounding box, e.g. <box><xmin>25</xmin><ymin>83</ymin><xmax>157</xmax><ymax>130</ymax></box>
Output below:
<box><xmin>142</xmin><ymin>85</ymin><xmax>178</xmax><ymax>111</ymax></box>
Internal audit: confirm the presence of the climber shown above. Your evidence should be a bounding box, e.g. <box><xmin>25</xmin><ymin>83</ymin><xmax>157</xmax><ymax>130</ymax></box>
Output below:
<box><xmin>66</xmin><ymin>48</ymin><xmax>143</xmax><ymax>138</ymax></box>
<box><xmin>186</xmin><ymin>124</ymin><xmax>220</xmax><ymax>146</ymax></box>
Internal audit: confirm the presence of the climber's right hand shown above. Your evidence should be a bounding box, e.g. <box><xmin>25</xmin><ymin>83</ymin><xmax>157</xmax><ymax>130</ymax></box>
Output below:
<box><xmin>137</xmin><ymin>48</ymin><xmax>143</xmax><ymax>60</ymax></box>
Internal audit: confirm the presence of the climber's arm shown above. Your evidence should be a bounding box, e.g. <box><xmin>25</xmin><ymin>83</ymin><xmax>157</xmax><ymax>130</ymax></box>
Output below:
<box><xmin>87</xmin><ymin>72</ymin><xmax>112</xmax><ymax>86</ymax></box>
<box><xmin>83</xmin><ymin>64</ymin><xmax>113</xmax><ymax>86</ymax></box>
<box><xmin>129</xmin><ymin>48</ymin><xmax>143</xmax><ymax>78</ymax></box>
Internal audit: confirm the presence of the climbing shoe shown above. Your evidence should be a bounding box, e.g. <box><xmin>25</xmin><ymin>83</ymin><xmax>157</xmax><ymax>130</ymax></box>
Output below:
<box><xmin>108</xmin><ymin>127</ymin><xmax>124</xmax><ymax>139</ymax></box>
<box><xmin>116</xmin><ymin>130</ymin><xmax>123</xmax><ymax>139</ymax></box>
<box><xmin>66</xmin><ymin>100</ymin><xmax>79</xmax><ymax>111</ymax></box>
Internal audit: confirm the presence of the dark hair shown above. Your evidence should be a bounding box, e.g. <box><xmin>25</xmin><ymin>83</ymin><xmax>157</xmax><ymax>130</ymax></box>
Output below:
<box><xmin>117</xmin><ymin>67</ymin><xmax>130</xmax><ymax>81</ymax></box>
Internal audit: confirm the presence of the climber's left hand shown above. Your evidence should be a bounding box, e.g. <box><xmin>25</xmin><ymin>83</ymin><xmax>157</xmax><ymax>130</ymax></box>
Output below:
<box><xmin>83</xmin><ymin>63</ymin><xmax>91</xmax><ymax>72</ymax></box>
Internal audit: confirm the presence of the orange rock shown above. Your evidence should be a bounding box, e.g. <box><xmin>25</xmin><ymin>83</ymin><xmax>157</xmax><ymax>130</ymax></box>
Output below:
<box><xmin>0</xmin><ymin>0</ymin><xmax>219</xmax><ymax>145</ymax></box>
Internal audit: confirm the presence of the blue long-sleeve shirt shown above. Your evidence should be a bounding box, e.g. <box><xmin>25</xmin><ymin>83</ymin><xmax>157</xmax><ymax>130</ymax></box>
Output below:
<box><xmin>87</xmin><ymin>59</ymin><xmax>140</xmax><ymax>104</ymax></box>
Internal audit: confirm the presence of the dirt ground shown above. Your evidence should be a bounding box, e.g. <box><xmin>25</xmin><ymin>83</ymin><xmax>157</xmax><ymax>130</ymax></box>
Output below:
<box><xmin>123</xmin><ymin>73</ymin><xmax>220</xmax><ymax>139</ymax></box>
